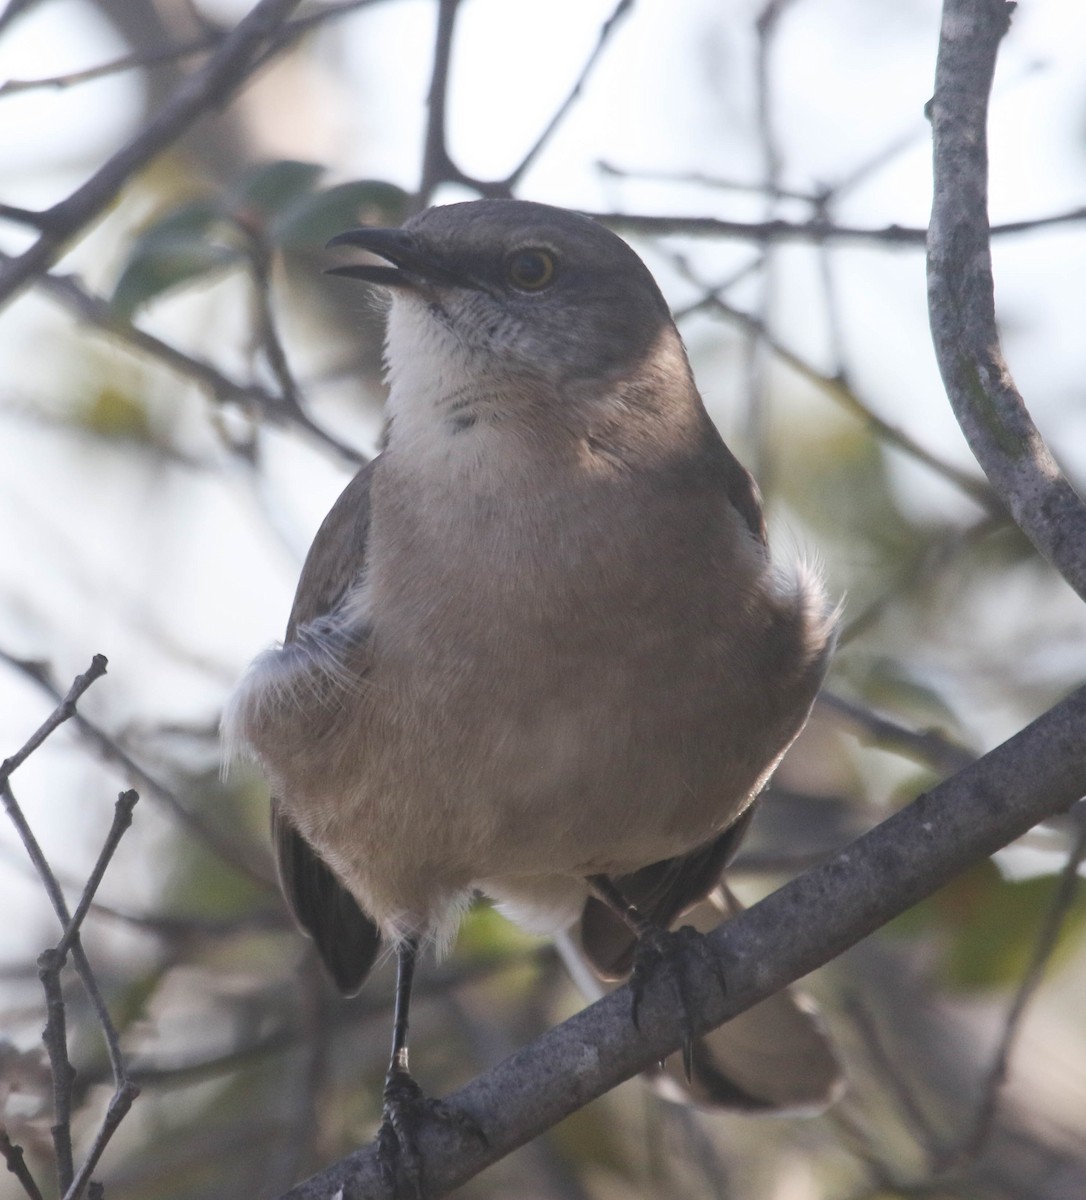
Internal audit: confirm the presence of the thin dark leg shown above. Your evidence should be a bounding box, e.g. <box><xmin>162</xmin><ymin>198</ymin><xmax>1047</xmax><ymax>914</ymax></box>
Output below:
<box><xmin>377</xmin><ymin>936</ymin><xmax>485</xmax><ymax>1198</ymax></box>
<box><xmin>378</xmin><ymin>936</ymin><xmax>426</xmax><ymax>1197</ymax></box>
<box><xmin>389</xmin><ymin>934</ymin><xmax>418</xmax><ymax>1076</ymax></box>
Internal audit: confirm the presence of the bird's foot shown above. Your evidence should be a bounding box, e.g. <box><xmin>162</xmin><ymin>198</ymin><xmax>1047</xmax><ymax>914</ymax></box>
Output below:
<box><xmin>629</xmin><ymin>924</ymin><xmax>727</xmax><ymax>1081</ymax></box>
<box><xmin>377</xmin><ymin>1064</ymin><xmax>487</xmax><ymax>1199</ymax></box>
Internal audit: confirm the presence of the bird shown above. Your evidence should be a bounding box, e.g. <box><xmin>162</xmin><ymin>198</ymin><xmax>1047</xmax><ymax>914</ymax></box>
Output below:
<box><xmin>223</xmin><ymin>197</ymin><xmax>839</xmax><ymax>1189</ymax></box>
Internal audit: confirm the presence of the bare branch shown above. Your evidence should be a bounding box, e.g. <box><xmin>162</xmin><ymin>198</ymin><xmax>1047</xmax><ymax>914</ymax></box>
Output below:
<box><xmin>279</xmin><ymin>684</ymin><xmax>1086</xmax><ymax>1199</ymax></box>
<box><xmin>55</xmin><ymin>792</ymin><xmax>139</xmax><ymax>962</ymax></box>
<box><xmin>63</xmin><ymin>1079</ymin><xmax>140</xmax><ymax>1200</ymax></box>
<box><xmin>927</xmin><ymin>0</ymin><xmax>1086</xmax><ymax>601</ymax></box>
<box><xmin>0</xmin><ymin>650</ymin><xmax>275</xmax><ymax>889</ymax></box>
<box><xmin>594</xmin><ymin>206</ymin><xmax>1086</xmax><ymax>246</ymax></box>
<box><xmin>417</xmin><ymin>0</ymin><xmax>467</xmax><ymax>205</ymax></box>
<box><xmin>504</xmin><ymin>0</ymin><xmax>636</xmax><ymax>191</ymax></box>
<box><xmin>241</xmin><ymin>227</ymin><xmax>305</xmax><ymax>417</ymax></box>
<box><xmin>13</xmin><ymin>259</ymin><xmax>365</xmax><ymax>466</ymax></box>
<box><xmin>671</xmin><ymin>266</ymin><xmax>998</xmax><ymax>512</ymax></box>
<box><xmin>0</xmin><ymin>0</ymin><xmax>306</xmax><ymax>310</ymax></box>
<box><xmin>820</xmin><ymin>691</ymin><xmax>975</xmax><ymax>777</ymax></box>
<box><xmin>0</xmin><ymin>655</ymin><xmax>108</xmax><ymax>783</ymax></box>
<box><xmin>0</xmin><ymin>1130</ymin><xmax>45</xmax><ymax>1200</ymax></box>
<box><xmin>36</xmin><ymin>951</ymin><xmax>75</xmax><ymax>1195</ymax></box>
<box><xmin>0</xmin><ymin>1</ymin><xmax>389</xmax><ymax>100</ymax></box>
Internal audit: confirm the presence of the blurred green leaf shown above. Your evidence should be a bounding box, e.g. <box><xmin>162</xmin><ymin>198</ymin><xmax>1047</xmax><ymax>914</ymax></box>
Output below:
<box><xmin>111</xmin><ymin>166</ymin><xmax>412</xmax><ymax>313</ymax></box>
<box><xmin>271</xmin><ymin>179</ymin><xmax>410</xmax><ymax>249</ymax></box>
<box><xmin>890</xmin><ymin>858</ymin><xmax>1086</xmax><ymax>989</ymax></box>
<box><xmin>230</xmin><ymin>159</ymin><xmax>326</xmax><ymax>225</ymax></box>
<box><xmin>111</xmin><ymin>200</ymin><xmax>241</xmax><ymax>318</ymax></box>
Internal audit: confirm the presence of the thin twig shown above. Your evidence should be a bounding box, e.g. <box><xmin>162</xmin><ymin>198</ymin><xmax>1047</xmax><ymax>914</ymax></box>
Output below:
<box><xmin>0</xmin><ymin>649</ymin><xmax>275</xmax><ymax>888</ymax></box>
<box><xmin>55</xmin><ymin>792</ymin><xmax>140</xmax><ymax>961</ymax></box>
<box><xmin>4</xmin><ymin>770</ymin><xmax>131</xmax><ymax>1093</ymax></box>
<box><xmin>844</xmin><ymin>993</ymin><xmax>949</xmax><ymax>1166</ymax></box>
<box><xmin>37</xmin><ymin>950</ymin><xmax>75</xmax><ymax>1195</ymax></box>
<box><xmin>2</xmin><ymin>667</ymin><xmax>143</xmax><ymax>1199</ymax></box>
<box><xmin>0</xmin><ymin>1131</ymin><xmax>46</xmax><ymax>1200</ymax></box>
<box><xmin>821</xmin><ymin>691</ymin><xmax>975</xmax><ymax>776</ymax></box>
<box><xmin>670</xmin><ymin>261</ymin><xmax>998</xmax><ymax>512</ymax></box>
<box><xmin>740</xmin><ymin>0</ymin><xmax>795</xmax><ymax>485</ymax></box>
<box><xmin>242</xmin><ymin>226</ymin><xmax>304</xmax><ymax>415</ymax></box>
<box><xmin>504</xmin><ymin>0</ymin><xmax>636</xmax><ymax>190</ymax></box>
<box><xmin>0</xmin><ymin>33</ymin><xmax>221</xmax><ymax>98</ymax></box>
<box><xmin>0</xmin><ymin>655</ymin><xmax>108</xmax><ymax>783</ymax></box>
<box><xmin>593</xmin><ymin>205</ymin><xmax>1086</xmax><ymax>246</ymax></box>
<box><xmin>417</xmin><ymin>0</ymin><xmax>465</xmax><ymax>206</ymax></box>
<box><xmin>63</xmin><ymin>1079</ymin><xmax>141</xmax><ymax>1200</ymax></box>
<box><xmin>15</xmin><ymin>259</ymin><xmax>364</xmax><ymax>465</ymax></box>
<box><xmin>595</xmin><ymin>160</ymin><xmax>819</xmax><ymax>204</ymax></box>
<box><xmin>0</xmin><ymin>3</ymin><xmax>390</xmax><ymax>100</ymax></box>
<box><xmin>1</xmin><ymin>765</ymin><xmax>133</xmax><ymax>1092</ymax></box>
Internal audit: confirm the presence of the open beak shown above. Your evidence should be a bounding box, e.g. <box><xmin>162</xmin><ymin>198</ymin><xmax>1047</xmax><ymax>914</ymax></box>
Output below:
<box><xmin>325</xmin><ymin>228</ymin><xmax>460</xmax><ymax>290</ymax></box>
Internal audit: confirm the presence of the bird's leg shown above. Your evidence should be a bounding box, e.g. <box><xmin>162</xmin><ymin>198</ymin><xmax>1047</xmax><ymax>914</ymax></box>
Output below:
<box><xmin>587</xmin><ymin>875</ymin><xmax>726</xmax><ymax>1081</ymax></box>
<box><xmin>376</xmin><ymin>934</ymin><xmax>427</xmax><ymax>1197</ymax></box>
<box><xmin>376</xmin><ymin>935</ymin><xmax>486</xmax><ymax>1199</ymax></box>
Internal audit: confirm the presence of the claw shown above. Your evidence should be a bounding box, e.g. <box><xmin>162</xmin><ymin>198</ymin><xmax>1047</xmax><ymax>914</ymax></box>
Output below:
<box><xmin>376</xmin><ymin>1064</ymin><xmax>487</xmax><ymax>1199</ymax></box>
<box><xmin>628</xmin><ymin>925</ymin><xmax>727</xmax><ymax>1080</ymax></box>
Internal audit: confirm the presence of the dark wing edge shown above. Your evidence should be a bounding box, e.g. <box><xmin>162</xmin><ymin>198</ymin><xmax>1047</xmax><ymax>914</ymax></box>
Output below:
<box><xmin>272</xmin><ymin>801</ymin><xmax>380</xmax><ymax>995</ymax></box>
<box><xmin>275</xmin><ymin>459</ymin><xmax>382</xmax><ymax>995</ymax></box>
<box><xmin>286</xmin><ymin>458</ymin><xmax>377</xmax><ymax>638</ymax></box>
<box><xmin>579</xmin><ymin>803</ymin><xmax>758</xmax><ymax>980</ymax></box>
<box><xmin>570</xmin><ymin>802</ymin><xmax>843</xmax><ymax>1112</ymax></box>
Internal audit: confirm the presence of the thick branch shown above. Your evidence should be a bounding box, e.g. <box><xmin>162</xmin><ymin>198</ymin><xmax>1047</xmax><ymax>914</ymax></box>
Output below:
<box><xmin>280</xmin><ymin>685</ymin><xmax>1086</xmax><ymax>1199</ymax></box>
<box><xmin>0</xmin><ymin>0</ymin><xmax>305</xmax><ymax>310</ymax></box>
<box><xmin>927</xmin><ymin>0</ymin><xmax>1086</xmax><ymax>601</ymax></box>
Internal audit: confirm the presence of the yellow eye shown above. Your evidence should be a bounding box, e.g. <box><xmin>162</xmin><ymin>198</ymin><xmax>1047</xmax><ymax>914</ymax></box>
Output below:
<box><xmin>505</xmin><ymin>248</ymin><xmax>556</xmax><ymax>291</ymax></box>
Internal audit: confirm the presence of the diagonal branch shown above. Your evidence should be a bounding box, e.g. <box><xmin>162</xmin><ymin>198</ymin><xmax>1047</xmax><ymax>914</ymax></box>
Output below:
<box><xmin>278</xmin><ymin>684</ymin><xmax>1086</xmax><ymax>1199</ymax></box>
<box><xmin>927</xmin><ymin>0</ymin><xmax>1086</xmax><ymax>602</ymax></box>
<box><xmin>14</xmin><ymin>259</ymin><xmax>365</xmax><ymax>465</ymax></box>
<box><xmin>0</xmin><ymin>0</ymin><xmax>306</xmax><ymax>310</ymax></box>
<box><xmin>503</xmin><ymin>0</ymin><xmax>635</xmax><ymax>191</ymax></box>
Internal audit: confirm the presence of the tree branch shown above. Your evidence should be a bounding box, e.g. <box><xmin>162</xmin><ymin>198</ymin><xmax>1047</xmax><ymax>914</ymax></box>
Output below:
<box><xmin>11</xmin><ymin>259</ymin><xmax>364</xmax><ymax>466</ymax></box>
<box><xmin>417</xmin><ymin>0</ymin><xmax>465</xmax><ymax>205</ymax></box>
<box><xmin>927</xmin><ymin>0</ymin><xmax>1086</xmax><ymax>601</ymax></box>
<box><xmin>279</xmin><ymin>684</ymin><xmax>1086</xmax><ymax>1199</ymax></box>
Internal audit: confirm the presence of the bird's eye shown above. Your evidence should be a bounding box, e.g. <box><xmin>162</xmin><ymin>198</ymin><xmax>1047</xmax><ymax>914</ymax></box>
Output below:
<box><xmin>505</xmin><ymin>248</ymin><xmax>556</xmax><ymax>291</ymax></box>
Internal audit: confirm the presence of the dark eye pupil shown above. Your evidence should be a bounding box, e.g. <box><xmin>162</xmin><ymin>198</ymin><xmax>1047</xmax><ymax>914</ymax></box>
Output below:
<box><xmin>508</xmin><ymin>250</ymin><xmax>553</xmax><ymax>288</ymax></box>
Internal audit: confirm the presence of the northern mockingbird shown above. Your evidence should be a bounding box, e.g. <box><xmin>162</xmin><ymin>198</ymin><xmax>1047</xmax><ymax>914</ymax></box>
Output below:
<box><xmin>224</xmin><ymin>198</ymin><xmax>839</xmax><ymax>1186</ymax></box>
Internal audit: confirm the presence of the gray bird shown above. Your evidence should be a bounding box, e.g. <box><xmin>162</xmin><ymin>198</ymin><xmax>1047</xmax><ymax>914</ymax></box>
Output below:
<box><xmin>223</xmin><ymin>198</ymin><xmax>840</xmax><ymax>1183</ymax></box>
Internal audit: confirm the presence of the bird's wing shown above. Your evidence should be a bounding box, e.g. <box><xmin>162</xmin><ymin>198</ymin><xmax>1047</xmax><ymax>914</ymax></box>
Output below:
<box><xmin>568</xmin><ymin>806</ymin><xmax>843</xmax><ymax>1112</ymax></box>
<box><xmin>649</xmin><ymin>886</ymin><xmax>842</xmax><ymax>1113</ymax></box>
<box><xmin>274</xmin><ymin>459</ymin><xmax>382</xmax><ymax>995</ymax></box>
<box><xmin>579</xmin><ymin>804</ymin><xmax>758</xmax><ymax>980</ymax></box>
